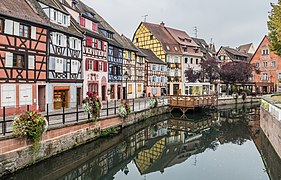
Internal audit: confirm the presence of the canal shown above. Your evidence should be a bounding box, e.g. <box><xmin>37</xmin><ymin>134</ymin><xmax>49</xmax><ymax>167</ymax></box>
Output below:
<box><xmin>3</xmin><ymin>103</ymin><xmax>281</xmax><ymax>180</ymax></box>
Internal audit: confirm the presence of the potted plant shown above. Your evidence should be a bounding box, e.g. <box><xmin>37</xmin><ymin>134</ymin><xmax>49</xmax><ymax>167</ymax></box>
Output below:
<box><xmin>12</xmin><ymin>111</ymin><xmax>48</xmax><ymax>153</ymax></box>
<box><xmin>82</xmin><ymin>92</ymin><xmax>102</xmax><ymax>121</ymax></box>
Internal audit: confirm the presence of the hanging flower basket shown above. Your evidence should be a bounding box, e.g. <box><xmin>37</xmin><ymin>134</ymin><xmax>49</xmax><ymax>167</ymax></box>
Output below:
<box><xmin>12</xmin><ymin>111</ymin><xmax>48</xmax><ymax>152</ymax></box>
<box><xmin>82</xmin><ymin>92</ymin><xmax>102</xmax><ymax>121</ymax></box>
<box><xmin>148</xmin><ymin>97</ymin><xmax>158</xmax><ymax>108</ymax></box>
<box><xmin>118</xmin><ymin>100</ymin><xmax>132</xmax><ymax>118</ymax></box>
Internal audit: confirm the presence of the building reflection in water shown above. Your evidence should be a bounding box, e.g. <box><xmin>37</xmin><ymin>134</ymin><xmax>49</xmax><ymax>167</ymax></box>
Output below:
<box><xmin>4</xmin><ymin>103</ymin><xmax>280</xmax><ymax>180</ymax></box>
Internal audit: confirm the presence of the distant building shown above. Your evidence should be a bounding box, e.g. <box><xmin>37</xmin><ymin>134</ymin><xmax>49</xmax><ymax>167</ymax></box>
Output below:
<box><xmin>192</xmin><ymin>38</ymin><xmax>216</xmax><ymax>60</ymax></box>
<box><xmin>250</xmin><ymin>36</ymin><xmax>281</xmax><ymax>93</ymax></box>
<box><xmin>237</xmin><ymin>43</ymin><xmax>255</xmax><ymax>54</ymax></box>
<box><xmin>217</xmin><ymin>46</ymin><xmax>250</xmax><ymax>63</ymax></box>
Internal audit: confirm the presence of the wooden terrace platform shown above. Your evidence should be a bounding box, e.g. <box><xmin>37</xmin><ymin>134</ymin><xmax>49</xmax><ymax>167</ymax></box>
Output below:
<box><xmin>168</xmin><ymin>95</ymin><xmax>218</xmax><ymax>113</ymax></box>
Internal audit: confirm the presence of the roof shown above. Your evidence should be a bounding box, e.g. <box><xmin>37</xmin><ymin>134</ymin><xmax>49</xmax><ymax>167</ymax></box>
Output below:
<box><xmin>77</xmin><ymin>1</ymin><xmax>124</xmax><ymax>48</ymax></box>
<box><xmin>223</xmin><ymin>46</ymin><xmax>249</xmax><ymax>57</ymax></box>
<box><xmin>121</xmin><ymin>35</ymin><xmax>139</xmax><ymax>52</ymax></box>
<box><xmin>0</xmin><ymin>0</ymin><xmax>46</xmax><ymax>25</ymax></box>
<box><xmin>36</xmin><ymin>0</ymin><xmax>82</xmax><ymax>37</ymax></box>
<box><xmin>192</xmin><ymin>37</ymin><xmax>216</xmax><ymax>59</ymax></box>
<box><xmin>166</xmin><ymin>27</ymin><xmax>198</xmax><ymax>47</ymax></box>
<box><xmin>142</xmin><ymin>22</ymin><xmax>182</xmax><ymax>54</ymax></box>
<box><xmin>237</xmin><ymin>43</ymin><xmax>253</xmax><ymax>53</ymax></box>
<box><xmin>140</xmin><ymin>48</ymin><xmax>166</xmax><ymax>64</ymax></box>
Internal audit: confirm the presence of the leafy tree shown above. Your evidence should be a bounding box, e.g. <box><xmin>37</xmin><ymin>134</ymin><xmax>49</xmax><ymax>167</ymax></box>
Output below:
<box><xmin>200</xmin><ymin>58</ymin><xmax>220</xmax><ymax>83</ymax></box>
<box><xmin>185</xmin><ymin>68</ymin><xmax>200</xmax><ymax>82</ymax></box>
<box><xmin>268</xmin><ymin>1</ymin><xmax>281</xmax><ymax>55</ymax></box>
<box><xmin>220</xmin><ymin>61</ymin><xmax>259</xmax><ymax>94</ymax></box>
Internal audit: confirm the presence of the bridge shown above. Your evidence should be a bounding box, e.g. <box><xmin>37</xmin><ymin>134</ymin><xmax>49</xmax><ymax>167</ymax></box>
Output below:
<box><xmin>168</xmin><ymin>95</ymin><xmax>218</xmax><ymax>113</ymax></box>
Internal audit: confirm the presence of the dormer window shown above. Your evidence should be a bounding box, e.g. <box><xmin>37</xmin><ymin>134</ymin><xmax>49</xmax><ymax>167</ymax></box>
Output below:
<box><xmin>166</xmin><ymin>45</ymin><xmax>170</xmax><ymax>51</ymax></box>
<box><xmin>174</xmin><ymin>46</ymin><xmax>178</xmax><ymax>51</ymax></box>
<box><xmin>39</xmin><ymin>3</ymin><xmax>69</xmax><ymax>27</ymax></box>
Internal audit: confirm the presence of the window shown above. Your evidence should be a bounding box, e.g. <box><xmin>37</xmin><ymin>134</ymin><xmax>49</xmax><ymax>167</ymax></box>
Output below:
<box><xmin>150</xmin><ymin>35</ymin><xmax>153</xmax><ymax>40</ymax></box>
<box><xmin>262</xmin><ymin>73</ymin><xmax>268</xmax><ymax>81</ymax></box>
<box><xmin>255</xmin><ymin>62</ymin><xmax>259</xmax><ymax>68</ymax></box>
<box><xmin>107</xmin><ymin>32</ymin><xmax>113</xmax><ymax>39</ymax></box>
<box><xmin>1</xmin><ymin>84</ymin><xmax>16</xmax><ymax>107</ymax></box>
<box><xmin>138</xmin><ymin>84</ymin><xmax>142</xmax><ymax>92</ymax></box>
<box><xmin>19</xmin><ymin>85</ymin><xmax>32</xmax><ymax>105</ymax></box>
<box><xmin>152</xmin><ymin>64</ymin><xmax>157</xmax><ymax>71</ymax></box>
<box><xmin>0</xmin><ymin>19</ymin><xmax>3</xmax><ymax>33</ymax></box>
<box><xmin>174</xmin><ymin>46</ymin><xmax>178</xmax><ymax>51</ymax></box>
<box><xmin>272</xmin><ymin>61</ymin><xmax>276</xmax><ymax>67</ymax></box>
<box><xmin>262</xmin><ymin>49</ymin><xmax>269</xmax><ymax>55</ymax></box>
<box><xmin>88</xmin><ymin>60</ymin><xmax>93</xmax><ymax>70</ymax></box>
<box><xmin>185</xmin><ymin>58</ymin><xmax>188</xmax><ymax>64</ymax></box>
<box><xmin>190</xmin><ymin>58</ymin><xmax>193</xmax><ymax>64</ymax></box>
<box><xmin>19</xmin><ymin>24</ymin><xmax>30</xmax><ymax>38</ymax></box>
<box><xmin>263</xmin><ymin>62</ymin><xmax>268</xmax><ymax>68</ymax></box>
<box><xmin>13</xmin><ymin>54</ymin><xmax>25</xmax><ymax>68</ymax></box>
<box><xmin>183</xmin><ymin>47</ymin><xmax>187</xmax><ymax>52</ymax></box>
<box><xmin>174</xmin><ymin>56</ymin><xmax>179</xmax><ymax>63</ymax></box>
<box><xmin>80</xmin><ymin>16</ymin><xmax>85</xmax><ymax>27</ymax></box>
<box><xmin>128</xmin><ymin>84</ymin><xmax>132</xmax><ymax>94</ymax></box>
<box><xmin>136</xmin><ymin>38</ymin><xmax>139</xmax><ymax>43</ymax></box>
<box><xmin>152</xmin><ymin>76</ymin><xmax>157</xmax><ymax>82</ymax></box>
<box><xmin>196</xmin><ymin>59</ymin><xmax>199</xmax><ymax>64</ymax></box>
<box><xmin>166</xmin><ymin>45</ymin><xmax>170</xmax><ymax>51</ymax></box>
<box><xmin>194</xmin><ymin>48</ymin><xmax>199</xmax><ymax>53</ymax></box>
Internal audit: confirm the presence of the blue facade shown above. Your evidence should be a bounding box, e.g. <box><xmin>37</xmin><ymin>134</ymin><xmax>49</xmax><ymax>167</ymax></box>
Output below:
<box><xmin>108</xmin><ymin>45</ymin><xmax>123</xmax><ymax>82</ymax></box>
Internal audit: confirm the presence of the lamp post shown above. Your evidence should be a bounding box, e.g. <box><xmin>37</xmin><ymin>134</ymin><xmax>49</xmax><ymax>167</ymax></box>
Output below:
<box><xmin>123</xmin><ymin>71</ymin><xmax>130</xmax><ymax>100</ymax></box>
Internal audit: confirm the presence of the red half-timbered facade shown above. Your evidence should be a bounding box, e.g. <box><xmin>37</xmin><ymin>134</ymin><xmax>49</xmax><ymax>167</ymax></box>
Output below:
<box><xmin>140</xmin><ymin>48</ymin><xmax>167</xmax><ymax>96</ymax></box>
<box><xmin>61</xmin><ymin>0</ymin><xmax>109</xmax><ymax>101</ymax></box>
<box><xmin>0</xmin><ymin>0</ymin><xmax>48</xmax><ymax>116</ymax></box>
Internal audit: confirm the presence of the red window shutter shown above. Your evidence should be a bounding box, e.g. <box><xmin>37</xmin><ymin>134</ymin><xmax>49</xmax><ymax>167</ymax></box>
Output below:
<box><xmin>101</xmin><ymin>41</ymin><xmax>104</xmax><ymax>51</ymax></box>
<box><xmin>80</xmin><ymin>17</ymin><xmax>85</xmax><ymax>27</ymax></box>
<box><xmin>92</xmin><ymin>22</ymin><xmax>97</xmax><ymax>31</ymax></box>
<box><xmin>103</xmin><ymin>62</ymin><xmax>107</xmax><ymax>72</ymax></box>
<box><xmin>86</xmin><ymin>37</ymin><xmax>92</xmax><ymax>47</ymax></box>
<box><xmin>86</xmin><ymin>58</ymin><xmax>89</xmax><ymax>71</ymax></box>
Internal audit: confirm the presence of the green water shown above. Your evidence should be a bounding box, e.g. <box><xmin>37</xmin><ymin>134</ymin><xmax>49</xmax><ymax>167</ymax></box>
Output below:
<box><xmin>3</xmin><ymin>104</ymin><xmax>281</xmax><ymax>180</ymax></box>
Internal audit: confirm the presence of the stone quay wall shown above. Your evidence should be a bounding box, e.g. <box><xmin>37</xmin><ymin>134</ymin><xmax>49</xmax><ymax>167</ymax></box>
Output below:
<box><xmin>0</xmin><ymin>105</ymin><xmax>171</xmax><ymax>177</ymax></box>
<box><xmin>260</xmin><ymin>98</ymin><xmax>281</xmax><ymax>159</ymax></box>
<box><xmin>218</xmin><ymin>96</ymin><xmax>260</xmax><ymax>106</ymax></box>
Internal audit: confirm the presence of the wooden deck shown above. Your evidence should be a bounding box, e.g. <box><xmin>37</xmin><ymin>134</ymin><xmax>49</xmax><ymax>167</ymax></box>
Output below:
<box><xmin>168</xmin><ymin>95</ymin><xmax>218</xmax><ymax>113</ymax></box>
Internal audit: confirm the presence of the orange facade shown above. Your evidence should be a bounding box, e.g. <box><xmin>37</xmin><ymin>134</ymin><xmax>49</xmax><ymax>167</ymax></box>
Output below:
<box><xmin>0</xmin><ymin>20</ymin><xmax>47</xmax><ymax>116</ymax></box>
<box><xmin>250</xmin><ymin>36</ymin><xmax>281</xmax><ymax>93</ymax></box>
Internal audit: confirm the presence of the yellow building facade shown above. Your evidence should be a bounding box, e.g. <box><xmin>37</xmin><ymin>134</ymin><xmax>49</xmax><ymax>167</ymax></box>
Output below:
<box><xmin>133</xmin><ymin>22</ymin><xmax>183</xmax><ymax>95</ymax></box>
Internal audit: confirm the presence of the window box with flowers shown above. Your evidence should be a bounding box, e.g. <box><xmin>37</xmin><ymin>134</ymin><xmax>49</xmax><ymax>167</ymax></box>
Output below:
<box><xmin>12</xmin><ymin>111</ymin><xmax>48</xmax><ymax>153</ymax></box>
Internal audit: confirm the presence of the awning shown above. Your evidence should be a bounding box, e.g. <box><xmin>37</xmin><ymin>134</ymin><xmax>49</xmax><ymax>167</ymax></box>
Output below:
<box><xmin>54</xmin><ymin>86</ymin><xmax>70</xmax><ymax>91</ymax></box>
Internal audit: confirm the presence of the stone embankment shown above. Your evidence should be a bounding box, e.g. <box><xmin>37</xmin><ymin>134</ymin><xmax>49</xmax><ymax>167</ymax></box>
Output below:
<box><xmin>0</xmin><ymin>105</ymin><xmax>170</xmax><ymax>177</ymax></box>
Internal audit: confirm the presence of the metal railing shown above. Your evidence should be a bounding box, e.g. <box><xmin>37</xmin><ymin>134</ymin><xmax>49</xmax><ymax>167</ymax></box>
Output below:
<box><xmin>0</xmin><ymin>97</ymin><xmax>169</xmax><ymax>136</ymax></box>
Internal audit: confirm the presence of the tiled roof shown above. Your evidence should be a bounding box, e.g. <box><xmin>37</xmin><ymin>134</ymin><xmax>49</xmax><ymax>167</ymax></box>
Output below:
<box><xmin>166</xmin><ymin>27</ymin><xmax>198</xmax><ymax>47</ymax></box>
<box><xmin>193</xmin><ymin>37</ymin><xmax>216</xmax><ymax>59</ymax></box>
<box><xmin>142</xmin><ymin>22</ymin><xmax>182</xmax><ymax>54</ymax></box>
<box><xmin>237</xmin><ymin>43</ymin><xmax>252</xmax><ymax>53</ymax></box>
<box><xmin>76</xmin><ymin>1</ymin><xmax>124</xmax><ymax>48</ymax></box>
<box><xmin>121</xmin><ymin>35</ymin><xmax>139</xmax><ymax>52</ymax></box>
<box><xmin>0</xmin><ymin>0</ymin><xmax>46</xmax><ymax>25</ymax></box>
<box><xmin>140</xmin><ymin>48</ymin><xmax>166</xmax><ymax>64</ymax></box>
<box><xmin>223</xmin><ymin>46</ymin><xmax>248</xmax><ymax>57</ymax></box>
<box><xmin>36</xmin><ymin>0</ymin><xmax>82</xmax><ymax>37</ymax></box>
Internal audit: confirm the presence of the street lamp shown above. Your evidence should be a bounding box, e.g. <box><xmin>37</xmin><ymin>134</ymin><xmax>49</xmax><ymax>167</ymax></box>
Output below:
<box><xmin>123</xmin><ymin>71</ymin><xmax>130</xmax><ymax>100</ymax></box>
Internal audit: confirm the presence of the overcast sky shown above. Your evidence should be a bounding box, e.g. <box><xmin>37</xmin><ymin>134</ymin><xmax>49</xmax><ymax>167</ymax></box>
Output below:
<box><xmin>83</xmin><ymin>0</ymin><xmax>275</xmax><ymax>50</ymax></box>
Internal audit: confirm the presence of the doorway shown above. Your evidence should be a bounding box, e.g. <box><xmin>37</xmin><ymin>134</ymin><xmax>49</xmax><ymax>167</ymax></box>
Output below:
<box><xmin>173</xmin><ymin>84</ymin><xmax>179</xmax><ymax>95</ymax></box>
<box><xmin>117</xmin><ymin>85</ymin><xmax>121</xmax><ymax>100</ymax></box>
<box><xmin>102</xmin><ymin>85</ymin><xmax>106</xmax><ymax>101</ymax></box>
<box><xmin>54</xmin><ymin>89</ymin><xmax>69</xmax><ymax>109</ymax></box>
<box><xmin>38</xmin><ymin>85</ymin><xmax>46</xmax><ymax>111</ymax></box>
<box><xmin>76</xmin><ymin>87</ymin><xmax>82</xmax><ymax>106</ymax></box>
<box><xmin>123</xmin><ymin>87</ymin><xmax>126</xmax><ymax>100</ymax></box>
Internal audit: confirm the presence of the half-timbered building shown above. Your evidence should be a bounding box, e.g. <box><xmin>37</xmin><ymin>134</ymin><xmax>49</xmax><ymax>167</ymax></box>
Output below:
<box><xmin>37</xmin><ymin>0</ymin><xmax>83</xmax><ymax>110</ymax></box>
<box><xmin>121</xmin><ymin>35</ymin><xmax>146</xmax><ymax>99</ymax></box>
<box><xmin>61</xmin><ymin>0</ymin><xmax>109</xmax><ymax>101</ymax></box>
<box><xmin>0</xmin><ymin>0</ymin><xmax>48</xmax><ymax>115</ymax></box>
<box><xmin>133</xmin><ymin>22</ymin><xmax>182</xmax><ymax>95</ymax></box>
<box><xmin>140</xmin><ymin>48</ymin><xmax>167</xmax><ymax>96</ymax></box>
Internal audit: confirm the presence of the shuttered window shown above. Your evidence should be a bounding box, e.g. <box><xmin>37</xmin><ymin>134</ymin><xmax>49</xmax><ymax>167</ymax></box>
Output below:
<box><xmin>80</xmin><ymin>17</ymin><xmax>85</xmax><ymax>27</ymax></box>
<box><xmin>5</xmin><ymin>52</ymin><xmax>13</xmax><ymax>67</ymax></box>
<box><xmin>103</xmin><ymin>62</ymin><xmax>107</xmax><ymax>72</ymax></box>
<box><xmin>28</xmin><ymin>55</ymin><xmax>35</xmax><ymax>69</ymax></box>
<box><xmin>55</xmin><ymin>58</ymin><xmax>64</xmax><ymax>73</ymax></box>
<box><xmin>19</xmin><ymin>85</ymin><xmax>32</xmax><ymax>105</ymax></box>
<box><xmin>93</xmin><ymin>60</ymin><xmax>99</xmax><ymax>71</ymax></box>
<box><xmin>4</xmin><ymin>19</ymin><xmax>13</xmax><ymax>35</ymax></box>
<box><xmin>92</xmin><ymin>22</ymin><xmax>97</xmax><ymax>31</ymax></box>
<box><xmin>71</xmin><ymin>60</ymin><xmax>78</xmax><ymax>73</ymax></box>
<box><xmin>31</xmin><ymin>26</ymin><xmax>36</xmax><ymax>39</ymax></box>
<box><xmin>86</xmin><ymin>37</ymin><xmax>92</xmax><ymax>47</ymax></box>
<box><xmin>1</xmin><ymin>84</ymin><xmax>16</xmax><ymax>107</ymax></box>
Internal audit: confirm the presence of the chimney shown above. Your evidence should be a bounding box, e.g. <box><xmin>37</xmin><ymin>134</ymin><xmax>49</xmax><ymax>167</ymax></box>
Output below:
<box><xmin>160</xmin><ymin>21</ymin><xmax>165</xmax><ymax>27</ymax></box>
